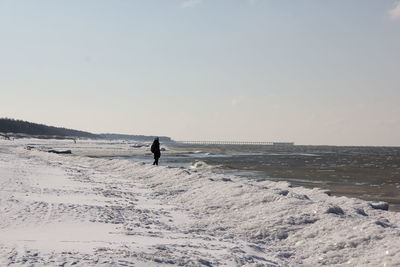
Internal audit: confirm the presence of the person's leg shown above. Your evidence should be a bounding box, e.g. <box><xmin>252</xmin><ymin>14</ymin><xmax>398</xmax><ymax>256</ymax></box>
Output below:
<box><xmin>155</xmin><ymin>156</ymin><xmax>159</xmax><ymax>165</ymax></box>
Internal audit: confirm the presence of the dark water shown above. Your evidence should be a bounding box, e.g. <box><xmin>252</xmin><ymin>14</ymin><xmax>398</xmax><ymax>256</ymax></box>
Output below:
<box><xmin>121</xmin><ymin>144</ymin><xmax>400</xmax><ymax>212</ymax></box>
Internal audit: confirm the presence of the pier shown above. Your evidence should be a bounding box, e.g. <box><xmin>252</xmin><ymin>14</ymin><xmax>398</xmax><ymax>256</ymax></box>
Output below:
<box><xmin>176</xmin><ymin>141</ymin><xmax>294</xmax><ymax>146</ymax></box>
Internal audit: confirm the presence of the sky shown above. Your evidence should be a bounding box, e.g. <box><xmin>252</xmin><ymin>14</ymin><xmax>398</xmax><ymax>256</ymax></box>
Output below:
<box><xmin>1</xmin><ymin>0</ymin><xmax>399</xmax><ymax>146</ymax></box>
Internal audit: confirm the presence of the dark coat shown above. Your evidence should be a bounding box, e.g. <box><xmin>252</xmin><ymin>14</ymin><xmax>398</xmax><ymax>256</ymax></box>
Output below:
<box><xmin>151</xmin><ymin>140</ymin><xmax>161</xmax><ymax>157</ymax></box>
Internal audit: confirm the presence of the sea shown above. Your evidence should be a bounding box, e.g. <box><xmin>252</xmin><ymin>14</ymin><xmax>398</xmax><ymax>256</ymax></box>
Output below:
<box><xmin>118</xmin><ymin>142</ymin><xmax>400</xmax><ymax>212</ymax></box>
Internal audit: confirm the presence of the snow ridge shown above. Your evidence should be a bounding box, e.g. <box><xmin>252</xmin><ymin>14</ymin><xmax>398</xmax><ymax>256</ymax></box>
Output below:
<box><xmin>0</xmin><ymin>140</ymin><xmax>400</xmax><ymax>266</ymax></box>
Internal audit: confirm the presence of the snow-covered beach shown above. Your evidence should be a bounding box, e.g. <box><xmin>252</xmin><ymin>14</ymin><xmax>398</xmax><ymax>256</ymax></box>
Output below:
<box><xmin>1</xmin><ymin>139</ymin><xmax>400</xmax><ymax>266</ymax></box>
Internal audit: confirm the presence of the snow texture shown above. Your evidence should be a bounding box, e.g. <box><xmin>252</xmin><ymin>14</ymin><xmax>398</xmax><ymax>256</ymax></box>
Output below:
<box><xmin>0</xmin><ymin>139</ymin><xmax>400</xmax><ymax>266</ymax></box>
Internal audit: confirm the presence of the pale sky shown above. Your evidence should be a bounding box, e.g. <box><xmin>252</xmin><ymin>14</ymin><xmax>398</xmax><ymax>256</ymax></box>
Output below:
<box><xmin>1</xmin><ymin>0</ymin><xmax>399</xmax><ymax>146</ymax></box>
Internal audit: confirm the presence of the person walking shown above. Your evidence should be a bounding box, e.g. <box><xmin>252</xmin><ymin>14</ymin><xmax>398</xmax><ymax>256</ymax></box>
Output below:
<box><xmin>151</xmin><ymin>137</ymin><xmax>161</xmax><ymax>165</ymax></box>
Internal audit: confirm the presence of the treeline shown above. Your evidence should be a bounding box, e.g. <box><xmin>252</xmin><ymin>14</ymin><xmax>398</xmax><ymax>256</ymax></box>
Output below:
<box><xmin>0</xmin><ymin>118</ymin><xmax>98</xmax><ymax>138</ymax></box>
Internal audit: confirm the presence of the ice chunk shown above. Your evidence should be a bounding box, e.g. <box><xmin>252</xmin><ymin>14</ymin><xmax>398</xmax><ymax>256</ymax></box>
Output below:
<box><xmin>369</xmin><ymin>201</ymin><xmax>389</xmax><ymax>211</ymax></box>
<box><xmin>325</xmin><ymin>206</ymin><xmax>344</xmax><ymax>215</ymax></box>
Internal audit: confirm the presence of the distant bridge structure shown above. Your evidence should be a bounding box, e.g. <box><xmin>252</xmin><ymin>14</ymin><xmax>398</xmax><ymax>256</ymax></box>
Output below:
<box><xmin>176</xmin><ymin>141</ymin><xmax>294</xmax><ymax>146</ymax></box>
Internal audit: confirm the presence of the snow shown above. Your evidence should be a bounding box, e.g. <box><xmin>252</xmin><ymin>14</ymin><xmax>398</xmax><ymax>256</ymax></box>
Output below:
<box><xmin>1</xmin><ymin>139</ymin><xmax>400</xmax><ymax>266</ymax></box>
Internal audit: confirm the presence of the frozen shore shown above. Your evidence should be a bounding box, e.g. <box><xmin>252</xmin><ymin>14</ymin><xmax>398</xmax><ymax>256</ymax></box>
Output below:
<box><xmin>1</xmin><ymin>139</ymin><xmax>400</xmax><ymax>266</ymax></box>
